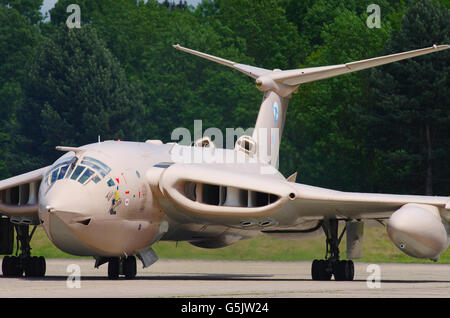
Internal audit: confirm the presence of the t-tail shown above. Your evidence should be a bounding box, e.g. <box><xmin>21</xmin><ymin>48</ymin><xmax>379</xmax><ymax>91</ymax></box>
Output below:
<box><xmin>173</xmin><ymin>44</ymin><xmax>450</xmax><ymax>170</ymax></box>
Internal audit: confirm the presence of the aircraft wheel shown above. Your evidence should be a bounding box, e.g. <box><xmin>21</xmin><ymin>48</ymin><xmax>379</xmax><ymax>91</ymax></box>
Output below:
<box><xmin>2</xmin><ymin>256</ymin><xmax>12</xmax><ymax>277</ymax></box>
<box><xmin>23</xmin><ymin>257</ymin><xmax>35</xmax><ymax>277</ymax></box>
<box><xmin>30</xmin><ymin>256</ymin><xmax>46</xmax><ymax>278</ymax></box>
<box><xmin>311</xmin><ymin>259</ymin><xmax>332</xmax><ymax>281</ymax></box>
<box><xmin>333</xmin><ymin>260</ymin><xmax>354</xmax><ymax>281</ymax></box>
<box><xmin>123</xmin><ymin>256</ymin><xmax>137</xmax><ymax>280</ymax></box>
<box><xmin>108</xmin><ymin>257</ymin><xmax>120</xmax><ymax>280</ymax></box>
<box><xmin>2</xmin><ymin>256</ymin><xmax>23</xmax><ymax>277</ymax></box>
<box><xmin>38</xmin><ymin>256</ymin><xmax>46</xmax><ymax>277</ymax></box>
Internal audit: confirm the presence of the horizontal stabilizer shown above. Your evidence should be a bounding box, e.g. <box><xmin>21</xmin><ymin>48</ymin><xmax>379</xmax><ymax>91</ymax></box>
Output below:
<box><xmin>174</xmin><ymin>44</ymin><xmax>450</xmax><ymax>97</ymax></box>
<box><xmin>173</xmin><ymin>44</ymin><xmax>271</xmax><ymax>79</ymax></box>
<box><xmin>272</xmin><ymin>45</ymin><xmax>450</xmax><ymax>86</ymax></box>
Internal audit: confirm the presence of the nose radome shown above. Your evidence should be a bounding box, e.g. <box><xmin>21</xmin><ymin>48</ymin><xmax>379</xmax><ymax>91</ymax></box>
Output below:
<box><xmin>39</xmin><ymin>180</ymin><xmax>102</xmax><ymax>256</ymax></box>
<box><xmin>39</xmin><ymin>180</ymin><xmax>95</xmax><ymax>216</ymax></box>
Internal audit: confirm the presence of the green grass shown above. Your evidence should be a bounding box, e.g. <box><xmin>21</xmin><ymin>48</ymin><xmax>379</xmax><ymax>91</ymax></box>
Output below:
<box><xmin>23</xmin><ymin>225</ymin><xmax>450</xmax><ymax>263</ymax></box>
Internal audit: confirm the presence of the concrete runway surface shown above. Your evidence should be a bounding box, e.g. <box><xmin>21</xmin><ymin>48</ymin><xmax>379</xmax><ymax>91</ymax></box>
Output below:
<box><xmin>0</xmin><ymin>258</ymin><xmax>449</xmax><ymax>298</ymax></box>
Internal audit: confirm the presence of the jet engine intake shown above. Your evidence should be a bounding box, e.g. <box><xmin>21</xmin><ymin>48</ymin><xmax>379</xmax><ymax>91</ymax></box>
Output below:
<box><xmin>387</xmin><ymin>203</ymin><xmax>448</xmax><ymax>261</ymax></box>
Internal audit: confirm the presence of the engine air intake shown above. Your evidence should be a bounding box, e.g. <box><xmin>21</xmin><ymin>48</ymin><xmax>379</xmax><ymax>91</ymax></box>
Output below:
<box><xmin>183</xmin><ymin>181</ymin><xmax>279</xmax><ymax>208</ymax></box>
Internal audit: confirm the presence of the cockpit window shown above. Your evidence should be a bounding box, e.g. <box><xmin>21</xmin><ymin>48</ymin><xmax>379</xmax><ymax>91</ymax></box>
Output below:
<box><xmin>70</xmin><ymin>166</ymin><xmax>85</xmax><ymax>180</ymax></box>
<box><xmin>81</xmin><ymin>157</ymin><xmax>111</xmax><ymax>177</ymax></box>
<box><xmin>78</xmin><ymin>168</ymin><xmax>95</xmax><ymax>184</ymax></box>
<box><xmin>58</xmin><ymin>165</ymin><xmax>69</xmax><ymax>180</ymax></box>
<box><xmin>45</xmin><ymin>155</ymin><xmax>111</xmax><ymax>186</ymax></box>
<box><xmin>45</xmin><ymin>158</ymin><xmax>73</xmax><ymax>186</ymax></box>
<box><xmin>92</xmin><ymin>175</ymin><xmax>101</xmax><ymax>184</ymax></box>
<box><xmin>107</xmin><ymin>178</ymin><xmax>115</xmax><ymax>187</ymax></box>
<box><xmin>51</xmin><ymin>169</ymin><xmax>58</xmax><ymax>184</ymax></box>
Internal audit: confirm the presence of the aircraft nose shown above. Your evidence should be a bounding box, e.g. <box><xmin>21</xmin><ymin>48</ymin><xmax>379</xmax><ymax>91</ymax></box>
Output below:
<box><xmin>38</xmin><ymin>181</ymin><xmax>101</xmax><ymax>256</ymax></box>
<box><xmin>39</xmin><ymin>180</ymin><xmax>94</xmax><ymax>216</ymax></box>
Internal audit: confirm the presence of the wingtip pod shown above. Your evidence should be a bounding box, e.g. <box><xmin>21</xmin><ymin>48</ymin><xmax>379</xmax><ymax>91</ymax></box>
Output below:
<box><xmin>387</xmin><ymin>203</ymin><xmax>448</xmax><ymax>261</ymax></box>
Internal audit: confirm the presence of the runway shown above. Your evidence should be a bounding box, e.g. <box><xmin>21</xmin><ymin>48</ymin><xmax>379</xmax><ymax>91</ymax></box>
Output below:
<box><xmin>0</xmin><ymin>258</ymin><xmax>449</xmax><ymax>298</ymax></box>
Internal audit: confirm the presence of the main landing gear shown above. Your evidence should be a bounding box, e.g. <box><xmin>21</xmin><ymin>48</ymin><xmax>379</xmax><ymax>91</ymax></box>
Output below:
<box><xmin>2</xmin><ymin>225</ymin><xmax>46</xmax><ymax>278</ymax></box>
<box><xmin>311</xmin><ymin>219</ymin><xmax>354</xmax><ymax>281</ymax></box>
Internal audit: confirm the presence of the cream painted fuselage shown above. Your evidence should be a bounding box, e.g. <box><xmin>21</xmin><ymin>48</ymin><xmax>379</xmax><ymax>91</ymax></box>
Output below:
<box><xmin>37</xmin><ymin>140</ymin><xmax>286</xmax><ymax>257</ymax></box>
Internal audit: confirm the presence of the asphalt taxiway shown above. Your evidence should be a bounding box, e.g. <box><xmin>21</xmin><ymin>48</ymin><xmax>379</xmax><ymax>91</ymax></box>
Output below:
<box><xmin>0</xmin><ymin>259</ymin><xmax>448</xmax><ymax>298</ymax></box>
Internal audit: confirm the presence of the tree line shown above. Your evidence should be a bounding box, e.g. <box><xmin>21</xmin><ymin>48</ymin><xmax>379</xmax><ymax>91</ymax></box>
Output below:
<box><xmin>0</xmin><ymin>0</ymin><xmax>448</xmax><ymax>195</ymax></box>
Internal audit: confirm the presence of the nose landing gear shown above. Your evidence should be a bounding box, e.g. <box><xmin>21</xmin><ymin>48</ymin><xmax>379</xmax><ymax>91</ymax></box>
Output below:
<box><xmin>311</xmin><ymin>219</ymin><xmax>354</xmax><ymax>281</ymax></box>
<box><xmin>107</xmin><ymin>256</ymin><xmax>137</xmax><ymax>280</ymax></box>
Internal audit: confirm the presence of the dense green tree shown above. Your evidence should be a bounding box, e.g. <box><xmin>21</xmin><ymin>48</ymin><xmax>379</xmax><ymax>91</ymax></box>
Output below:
<box><xmin>0</xmin><ymin>0</ymin><xmax>43</xmax><ymax>24</ymax></box>
<box><xmin>1</xmin><ymin>0</ymin><xmax>448</xmax><ymax>197</ymax></box>
<box><xmin>368</xmin><ymin>0</ymin><xmax>450</xmax><ymax>195</ymax></box>
<box><xmin>14</xmin><ymin>25</ymin><xmax>145</xmax><ymax>173</ymax></box>
<box><xmin>280</xmin><ymin>5</ymin><xmax>393</xmax><ymax>190</ymax></box>
<box><xmin>0</xmin><ymin>5</ymin><xmax>42</xmax><ymax>178</ymax></box>
<box><xmin>49</xmin><ymin>0</ymin><xmax>261</xmax><ymax>144</ymax></box>
<box><xmin>195</xmin><ymin>0</ymin><xmax>303</xmax><ymax>70</ymax></box>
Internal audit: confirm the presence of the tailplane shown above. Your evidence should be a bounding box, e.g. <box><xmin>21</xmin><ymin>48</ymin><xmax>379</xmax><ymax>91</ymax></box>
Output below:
<box><xmin>173</xmin><ymin>44</ymin><xmax>450</xmax><ymax>169</ymax></box>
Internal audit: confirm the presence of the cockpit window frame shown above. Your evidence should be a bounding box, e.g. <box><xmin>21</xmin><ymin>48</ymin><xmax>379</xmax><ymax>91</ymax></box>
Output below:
<box><xmin>45</xmin><ymin>158</ymin><xmax>74</xmax><ymax>186</ymax></box>
<box><xmin>45</xmin><ymin>155</ymin><xmax>111</xmax><ymax>187</ymax></box>
<box><xmin>81</xmin><ymin>156</ymin><xmax>111</xmax><ymax>177</ymax></box>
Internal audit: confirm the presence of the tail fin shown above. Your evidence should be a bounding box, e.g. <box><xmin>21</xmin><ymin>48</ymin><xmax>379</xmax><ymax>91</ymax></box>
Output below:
<box><xmin>173</xmin><ymin>44</ymin><xmax>450</xmax><ymax>168</ymax></box>
<box><xmin>252</xmin><ymin>91</ymin><xmax>290</xmax><ymax>168</ymax></box>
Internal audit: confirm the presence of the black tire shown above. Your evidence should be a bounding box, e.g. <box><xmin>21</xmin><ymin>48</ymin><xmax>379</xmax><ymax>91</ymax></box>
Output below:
<box><xmin>346</xmin><ymin>260</ymin><xmax>354</xmax><ymax>281</ymax></box>
<box><xmin>36</xmin><ymin>256</ymin><xmax>46</xmax><ymax>278</ymax></box>
<box><xmin>24</xmin><ymin>257</ymin><xmax>37</xmax><ymax>277</ymax></box>
<box><xmin>2</xmin><ymin>256</ymin><xmax>11</xmax><ymax>277</ymax></box>
<box><xmin>108</xmin><ymin>258</ymin><xmax>120</xmax><ymax>280</ymax></box>
<box><xmin>9</xmin><ymin>256</ymin><xmax>23</xmax><ymax>277</ymax></box>
<box><xmin>319</xmin><ymin>260</ymin><xmax>332</xmax><ymax>280</ymax></box>
<box><xmin>333</xmin><ymin>260</ymin><xmax>354</xmax><ymax>281</ymax></box>
<box><xmin>311</xmin><ymin>259</ymin><xmax>320</xmax><ymax>280</ymax></box>
<box><xmin>311</xmin><ymin>259</ymin><xmax>332</xmax><ymax>281</ymax></box>
<box><xmin>123</xmin><ymin>256</ymin><xmax>137</xmax><ymax>280</ymax></box>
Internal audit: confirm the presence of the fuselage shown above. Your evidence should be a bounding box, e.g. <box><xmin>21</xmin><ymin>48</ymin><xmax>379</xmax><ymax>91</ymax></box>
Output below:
<box><xmin>37</xmin><ymin>140</ymin><xmax>289</xmax><ymax>257</ymax></box>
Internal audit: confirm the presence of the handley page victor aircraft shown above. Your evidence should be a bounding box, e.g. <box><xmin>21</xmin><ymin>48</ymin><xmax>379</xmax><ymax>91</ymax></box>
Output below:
<box><xmin>0</xmin><ymin>44</ymin><xmax>449</xmax><ymax>280</ymax></box>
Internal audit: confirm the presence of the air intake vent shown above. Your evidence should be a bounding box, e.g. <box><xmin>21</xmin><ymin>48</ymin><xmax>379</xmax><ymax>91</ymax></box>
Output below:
<box><xmin>182</xmin><ymin>181</ymin><xmax>278</xmax><ymax>208</ymax></box>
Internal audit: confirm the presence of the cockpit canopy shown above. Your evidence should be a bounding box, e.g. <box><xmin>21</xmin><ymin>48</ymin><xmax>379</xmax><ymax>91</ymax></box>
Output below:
<box><xmin>44</xmin><ymin>156</ymin><xmax>111</xmax><ymax>187</ymax></box>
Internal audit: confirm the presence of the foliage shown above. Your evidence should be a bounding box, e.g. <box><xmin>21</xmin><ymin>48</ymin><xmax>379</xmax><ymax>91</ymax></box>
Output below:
<box><xmin>0</xmin><ymin>5</ymin><xmax>42</xmax><ymax>177</ymax></box>
<box><xmin>0</xmin><ymin>0</ymin><xmax>449</xmax><ymax>197</ymax></box>
<box><xmin>368</xmin><ymin>0</ymin><xmax>450</xmax><ymax>195</ymax></box>
<box><xmin>15</xmin><ymin>24</ymin><xmax>145</xmax><ymax>172</ymax></box>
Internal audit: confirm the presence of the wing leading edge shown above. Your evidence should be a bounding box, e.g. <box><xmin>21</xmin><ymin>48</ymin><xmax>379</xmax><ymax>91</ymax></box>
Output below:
<box><xmin>286</xmin><ymin>182</ymin><xmax>450</xmax><ymax>220</ymax></box>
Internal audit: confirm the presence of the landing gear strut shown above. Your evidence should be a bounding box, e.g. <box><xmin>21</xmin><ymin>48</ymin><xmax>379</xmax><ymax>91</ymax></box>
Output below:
<box><xmin>2</xmin><ymin>225</ymin><xmax>46</xmax><ymax>278</ymax></box>
<box><xmin>107</xmin><ymin>256</ymin><xmax>137</xmax><ymax>280</ymax></box>
<box><xmin>311</xmin><ymin>219</ymin><xmax>354</xmax><ymax>281</ymax></box>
